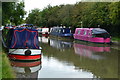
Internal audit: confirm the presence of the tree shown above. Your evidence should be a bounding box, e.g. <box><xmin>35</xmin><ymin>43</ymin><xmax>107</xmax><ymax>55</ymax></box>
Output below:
<box><xmin>2</xmin><ymin>2</ymin><xmax>26</xmax><ymax>26</ymax></box>
<box><xmin>26</xmin><ymin>8</ymin><xmax>42</xmax><ymax>26</ymax></box>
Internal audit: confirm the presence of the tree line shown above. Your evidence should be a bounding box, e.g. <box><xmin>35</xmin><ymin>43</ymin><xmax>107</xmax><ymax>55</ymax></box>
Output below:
<box><xmin>2</xmin><ymin>2</ymin><xmax>26</xmax><ymax>26</ymax></box>
<box><xmin>2</xmin><ymin>2</ymin><xmax>120</xmax><ymax>37</ymax></box>
<box><xmin>26</xmin><ymin>2</ymin><xmax>120</xmax><ymax>37</ymax></box>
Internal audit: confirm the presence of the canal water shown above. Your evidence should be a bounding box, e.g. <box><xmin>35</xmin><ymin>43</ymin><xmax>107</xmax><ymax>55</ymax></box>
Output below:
<box><xmin>9</xmin><ymin>36</ymin><xmax>119</xmax><ymax>79</ymax></box>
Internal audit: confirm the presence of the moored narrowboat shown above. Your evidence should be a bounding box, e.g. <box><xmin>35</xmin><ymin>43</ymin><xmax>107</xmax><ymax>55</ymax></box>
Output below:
<box><xmin>2</xmin><ymin>25</ymin><xmax>42</xmax><ymax>61</ymax></box>
<box><xmin>50</xmin><ymin>27</ymin><xmax>73</xmax><ymax>37</ymax></box>
<box><xmin>37</xmin><ymin>27</ymin><xmax>49</xmax><ymax>37</ymax></box>
<box><xmin>74</xmin><ymin>28</ymin><xmax>111</xmax><ymax>44</ymax></box>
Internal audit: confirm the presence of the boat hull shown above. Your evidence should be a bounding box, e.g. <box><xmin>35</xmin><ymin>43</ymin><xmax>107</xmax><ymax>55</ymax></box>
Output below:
<box><xmin>8</xmin><ymin>49</ymin><xmax>42</xmax><ymax>61</ymax></box>
<box><xmin>8</xmin><ymin>54</ymin><xmax>41</xmax><ymax>61</ymax></box>
<box><xmin>74</xmin><ymin>36</ymin><xmax>110</xmax><ymax>44</ymax></box>
<box><xmin>9</xmin><ymin>49</ymin><xmax>41</xmax><ymax>55</ymax></box>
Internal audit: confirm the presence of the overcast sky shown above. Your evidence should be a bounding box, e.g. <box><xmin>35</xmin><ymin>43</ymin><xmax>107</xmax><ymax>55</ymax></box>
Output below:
<box><xmin>24</xmin><ymin>0</ymin><xmax>81</xmax><ymax>17</ymax></box>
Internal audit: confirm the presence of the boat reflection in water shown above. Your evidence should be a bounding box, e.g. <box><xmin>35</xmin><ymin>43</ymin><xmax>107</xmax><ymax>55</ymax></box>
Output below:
<box><xmin>39</xmin><ymin>38</ymin><xmax>118</xmax><ymax>78</ymax></box>
<box><xmin>74</xmin><ymin>42</ymin><xmax>110</xmax><ymax>60</ymax></box>
<box><xmin>38</xmin><ymin>36</ymin><xmax>49</xmax><ymax>44</ymax></box>
<box><xmin>50</xmin><ymin>38</ymin><xmax>72</xmax><ymax>50</ymax></box>
<box><xmin>8</xmin><ymin>51</ymin><xmax>42</xmax><ymax>78</ymax></box>
<box><xmin>9</xmin><ymin>59</ymin><xmax>41</xmax><ymax>78</ymax></box>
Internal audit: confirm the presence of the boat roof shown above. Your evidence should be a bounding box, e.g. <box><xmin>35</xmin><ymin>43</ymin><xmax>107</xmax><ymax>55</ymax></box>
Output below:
<box><xmin>75</xmin><ymin>28</ymin><xmax>93</xmax><ymax>30</ymax></box>
<box><xmin>92</xmin><ymin>28</ymin><xmax>108</xmax><ymax>34</ymax></box>
<box><xmin>75</xmin><ymin>28</ymin><xmax>108</xmax><ymax>34</ymax></box>
<box><xmin>25</xmin><ymin>24</ymin><xmax>33</xmax><ymax>26</ymax></box>
<box><xmin>51</xmin><ymin>27</ymin><xmax>70</xmax><ymax>29</ymax></box>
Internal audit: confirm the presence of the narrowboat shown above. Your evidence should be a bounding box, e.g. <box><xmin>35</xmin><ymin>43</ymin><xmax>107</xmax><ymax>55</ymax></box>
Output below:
<box><xmin>2</xmin><ymin>25</ymin><xmax>42</xmax><ymax>61</ymax></box>
<box><xmin>74</xmin><ymin>28</ymin><xmax>111</xmax><ymax>44</ymax></box>
<box><xmin>37</xmin><ymin>27</ymin><xmax>49</xmax><ymax>37</ymax></box>
<box><xmin>50</xmin><ymin>27</ymin><xmax>73</xmax><ymax>37</ymax></box>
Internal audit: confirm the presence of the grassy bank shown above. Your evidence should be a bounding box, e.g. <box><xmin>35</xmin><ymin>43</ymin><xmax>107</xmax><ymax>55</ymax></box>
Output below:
<box><xmin>112</xmin><ymin>37</ymin><xmax>120</xmax><ymax>42</ymax></box>
<box><xmin>0</xmin><ymin>52</ymin><xmax>2</xmax><ymax>79</ymax></box>
<box><xmin>2</xmin><ymin>51</ymin><xmax>16</xmax><ymax>79</ymax></box>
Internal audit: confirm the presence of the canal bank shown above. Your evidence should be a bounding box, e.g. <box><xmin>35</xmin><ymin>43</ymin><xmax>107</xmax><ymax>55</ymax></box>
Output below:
<box><xmin>2</xmin><ymin>52</ymin><xmax>16</xmax><ymax>79</ymax></box>
<box><xmin>112</xmin><ymin>41</ymin><xmax>120</xmax><ymax>46</ymax></box>
<box><xmin>1</xmin><ymin>31</ymin><xmax>15</xmax><ymax>79</ymax></box>
<box><xmin>111</xmin><ymin>37</ymin><xmax>120</xmax><ymax>46</ymax></box>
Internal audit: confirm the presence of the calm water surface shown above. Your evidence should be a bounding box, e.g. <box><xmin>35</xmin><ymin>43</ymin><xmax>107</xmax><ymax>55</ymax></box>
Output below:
<box><xmin>9</xmin><ymin>36</ymin><xmax>119</xmax><ymax>78</ymax></box>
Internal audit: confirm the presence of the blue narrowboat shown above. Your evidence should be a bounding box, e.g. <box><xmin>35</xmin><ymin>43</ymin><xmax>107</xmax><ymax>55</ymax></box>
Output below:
<box><xmin>50</xmin><ymin>27</ymin><xmax>73</xmax><ymax>37</ymax></box>
<box><xmin>2</xmin><ymin>25</ymin><xmax>42</xmax><ymax>61</ymax></box>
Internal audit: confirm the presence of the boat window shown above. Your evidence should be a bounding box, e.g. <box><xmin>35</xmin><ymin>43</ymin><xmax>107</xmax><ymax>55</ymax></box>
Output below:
<box><xmin>78</xmin><ymin>30</ymin><xmax>81</xmax><ymax>34</ymax></box>
<box><xmin>55</xmin><ymin>29</ymin><xmax>58</xmax><ymax>32</ymax></box>
<box><xmin>84</xmin><ymin>31</ymin><xmax>87</xmax><ymax>35</ymax></box>
<box><xmin>39</xmin><ymin>29</ymin><xmax>42</xmax><ymax>31</ymax></box>
<box><xmin>63</xmin><ymin>29</ymin><xmax>65</xmax><ymax>33</ymax></box>
<box><xmin>88</xmin><ymin>32</ymin><xmax>91</xmax><ymax>35</ymax></box>
<box><xmin>59</xmin><ymin>30</ymin><xmax>61</xmax><ymax>33</ymax></box>
<box><xmin>70</xmin><ymin>30</ymin><xmax>71</xmax><ymax>33</ymax></box>
<box><xmin>62</xmin><ymin>28</ymin><xmax>70</xmax><ymax>33</ymax></box>
<box><xmin>65</xmin><ymin>29</ymin><xmax>70</xmax><ymax>33</ymax></box>
<box><xmin>93</xmin><ymin>33</ymin><xmax>110</xmax><ymax>38</ymax></box>
<box><xmin>51</xmin><ymin>29</ymin><xmax>55</xmax><ymax>32</ymax></box>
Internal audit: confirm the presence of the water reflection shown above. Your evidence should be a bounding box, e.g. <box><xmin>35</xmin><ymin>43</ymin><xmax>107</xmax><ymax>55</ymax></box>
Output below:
<box><xmin>49</xmin><ymin>38</ymin><xmax>72</xmax><ymax>50</ymax></box>
<box><xmin>9</xmin><ymin>56</ymin><xmax>41</xmax><ymax>78</ymax></box>
<box><xmin>74</xmin><ymin>42</ymin><xmax>110</xmax><ymax>60</ymax></box>
<box><xmin>40</xmin><ymin>37</ymin><xmax>118</xmax><ymax>78</ymax></box>
<box><xmin>38</xmin><ymin>36</ymin><xmax>49</xmax><ymax>43</ymax></box>
<box><xmin>38</xmin><ymin>56</ymin><xmax>94</xmax><ymax>78</ymax></box>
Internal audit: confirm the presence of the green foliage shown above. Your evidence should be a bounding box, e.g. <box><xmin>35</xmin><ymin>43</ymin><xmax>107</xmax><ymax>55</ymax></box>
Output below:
<box><xmin>2</xmin><ymin>52</ymin><xmax>16</xmax><ymax>78</ymax></box>
<box><xmin>2</xmin><ymin>2</ymin><xmax>26</xmax><ymax>26</ymax></box>
<box><xmin>26</xmin><ymin>8</ymin><xmax>41</xmax><ymax>26</ymax></box>
<box><xmin>26</xmin><ymin>2</ymin><xmax>120</xmax><ymax>37</ymax></box>
<box><xmin>0</xmin><ymin>2</ymin><xmax>2</xmax><ymax>26</ymax></box>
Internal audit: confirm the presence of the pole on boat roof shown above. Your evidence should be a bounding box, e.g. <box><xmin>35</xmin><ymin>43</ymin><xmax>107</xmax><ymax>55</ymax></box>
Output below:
<box><xmin>98</xmin><ymin>25</ymin><xmax>100</xmax><ymax>28</ymax></box>
<box><xmin>80</xmin><ymin>21</ymin><xmax>83</xmax><ymax>28</ymax></box>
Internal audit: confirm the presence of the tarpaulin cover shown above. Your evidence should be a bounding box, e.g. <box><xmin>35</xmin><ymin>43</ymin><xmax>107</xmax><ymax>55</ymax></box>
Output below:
<box><xmin>50</xmin><ymin>27</ymin><xmax>72</xmax><ymax>37</ymax></box>
<box><xmin>92</xmin><ymin>28</ymin><xmax>108</xmax><ymax>34</ymax></box>
<box><xmin>9</xmin><ymin>28</ymin><xmax>39</xmax><ymax>49</ymax></box>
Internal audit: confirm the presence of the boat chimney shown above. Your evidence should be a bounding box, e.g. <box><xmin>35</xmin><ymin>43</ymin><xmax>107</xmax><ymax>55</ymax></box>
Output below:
<box><xmin>63</xmin><ymin>26</ymin><xmax>66</xmax><ymax>28</ymax></box>
<box><xmin>98</xmin><ymin>25</ymin><xmax>100</xmax><ymax>28</ymax></box>
<box><xmin>80</xmin><ymin>21</ymin><xmax>83</xmax><ymax>28</ymax></box>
